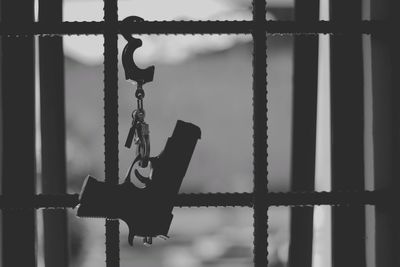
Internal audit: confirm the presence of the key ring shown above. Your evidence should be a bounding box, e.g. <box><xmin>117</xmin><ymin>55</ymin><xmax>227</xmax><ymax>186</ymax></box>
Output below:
<box><xmin>124</xmin><ymin>154</ymin><xmax>153</xmax><ymax>186</ymax></box>
<box><xmin>135</xmin><ymin>121</ymin><xmax>150</xmax><ymax>168</ymax></box>
<box><xmin>130</xmin><ymin>108</ymin><xmax>150</xmax><ymax>168</ymax></box>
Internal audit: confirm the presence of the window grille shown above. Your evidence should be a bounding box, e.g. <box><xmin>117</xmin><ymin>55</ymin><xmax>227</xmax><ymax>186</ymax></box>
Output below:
<box><xmin>0</xmin><ymin>0</ymin><xmax>397</xmax><ymax>267</ymax></box>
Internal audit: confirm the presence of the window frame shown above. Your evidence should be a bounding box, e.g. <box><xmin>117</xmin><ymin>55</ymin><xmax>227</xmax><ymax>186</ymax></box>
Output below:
<box><xmin>0</xmin><ymin>0</ymin><xmax>396</xmax><ymax>266</ymax></box>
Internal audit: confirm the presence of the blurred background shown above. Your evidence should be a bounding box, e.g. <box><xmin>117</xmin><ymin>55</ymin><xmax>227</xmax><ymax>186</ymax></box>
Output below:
<box><xmin>36</xmin><ymin>0</ymin><xmax>295</xmax><ymax>266</ymax></box>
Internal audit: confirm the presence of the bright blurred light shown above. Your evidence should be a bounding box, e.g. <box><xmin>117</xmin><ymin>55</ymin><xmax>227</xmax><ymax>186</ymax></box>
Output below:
<box><xmin>63</xmin><ymin>0</ymin><xmax>254</xmax><ymax>65</ymax></box>
<box><xmin>164</xmin><ymin>247</ymin><xmax>201</xmax><ymax>267</ymax></box>
<box><xmin>313</xmin><ymin>0</ymin><xmax>332</xmax><ymax>267</ymax></box>
<box><xmin>64</xmin><ymin>0</ymin><xmax>239</xmax><ymax>21</ymax></box>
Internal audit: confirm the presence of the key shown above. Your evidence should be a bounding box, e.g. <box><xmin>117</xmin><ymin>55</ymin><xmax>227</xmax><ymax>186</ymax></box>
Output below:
<box><xmin>136</xmin><ymin>122</ymin><xmax>150</xmax><ymax>167</ymax></box>
<box><xmin>125</xmin><ymin>109</ymin><xmax>141</xmax><ymax>149</ymax></box>
<box><xmin>125</xmin><ymin>126</ymin><xmax>136</xmax><ymax>148</ymax></box>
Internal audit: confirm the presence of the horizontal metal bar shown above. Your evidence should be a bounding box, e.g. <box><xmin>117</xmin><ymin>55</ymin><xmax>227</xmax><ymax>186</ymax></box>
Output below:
<box><xmin>176</xmin><ymin>190</ymin><xmax>392</xmax><ymax>207</ymax></box>
<box><xmin>0</xmin><ymin>191</ymin><xmax>393</xmax><ymax>209</ymax></box>
<box><xmin>0</xmin><ymin>21</ymin><xmax>104</xmax><ymax>36</ymax></box>
<box><xmin>0</xmin><ymin>20</ymin><xmax>392</xmax><ymax>36</ymax></box>
<box><xmin>0</xmin><ymin>194</ymin><xmax>80</xmax><ymax>209</ymax></box>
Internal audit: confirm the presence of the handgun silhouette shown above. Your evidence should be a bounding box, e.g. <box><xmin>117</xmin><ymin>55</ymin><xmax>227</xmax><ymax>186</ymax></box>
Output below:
<box><xmin>77</xmin><ymin>120</ymin><xmax>201</xmax><ymax>245</ymax></box>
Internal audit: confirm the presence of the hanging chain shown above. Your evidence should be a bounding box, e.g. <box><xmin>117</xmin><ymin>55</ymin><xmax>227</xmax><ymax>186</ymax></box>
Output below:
<box><xmin>125</xmin><ymin>81</ymin><xmax>150</xmax><ymax>169</ymax></box>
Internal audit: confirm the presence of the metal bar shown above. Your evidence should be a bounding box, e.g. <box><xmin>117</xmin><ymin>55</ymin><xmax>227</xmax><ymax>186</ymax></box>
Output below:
<box><xmin>103</xmin><ymin>0</ymin><xmax>119</xmax><ymax>266</ymax></box>
<box><xmin>370</xmin><ymin>0</ymin><xmax>400</xmax><ymax>266</ymax></box>
<box><xmin>0</xmin><ymin>191</ymin><xmax>394</xmax><ymax>209</ymax></box>
<box><xmin>0</xmin><ymin>0</ymin><xmax>36</xmax><ymax>265</ymax></box>
<box><xmin>175</xmin><ymin>191</ymin><xmax>391</xmax><ymax>207</ymax></box>
<box><xmin>330</xmin><ymin>1</ymin><xmax>366</xmax><ymax>266</ymax></box>
<box><xmin>38</xmin><ymin>0</ymin><xmax>69</xmax><ymax>266</ymax></box>
<box><xmin>252</xmin><ymin>0</ymin><xmax>269</xmax><ymax>266</ymax></box>
<box><xmin>118</xmin><ymin>20</ymin><xmax>391</xmax><ymax>35</ymax></box>
<box><xmin>385</xmin><ymin>11</ymin><xmax>400</xmax><ymax>266</ymax></box>
<box><xmin>288</xmin><ymin>1</ymin><xmax>319</xmax><ymax>266</ymax></box>
<box><xmin>0</xmin><ymin>20</ymin><xmax>393</xmax><ymax>36</ymax></box>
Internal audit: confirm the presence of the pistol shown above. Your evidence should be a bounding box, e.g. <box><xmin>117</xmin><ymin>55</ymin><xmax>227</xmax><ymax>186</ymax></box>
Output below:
<box><xmin>77</xmin><ymin>120</ymin><xmax>201</xmax><ymax>245</ymax></box>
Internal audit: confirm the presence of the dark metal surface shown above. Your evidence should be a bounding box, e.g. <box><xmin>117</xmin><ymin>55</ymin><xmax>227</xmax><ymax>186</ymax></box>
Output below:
<box><xmin>121</xmin><ymin>16</ymin><xmax>155</xmax><ymax>86</ymax></box>
<box><xmin>288</xmin><ymin>1</ymin><xmax>319</xmax><ymax>267</ymax></box>
<box><xmin>39</xmin><ymin>1</ymin><xmax>69</xmax><ymax>266</ymax></box>
<box><xmin>103</xmin><ymin>0</ymin><xmax>119</xmax><ymax>266</ymax></box>
<box><xmin>0</xmin><ymin>20</ymin><xmax>392</xmax><ymax>36</ymax></box>
<box><xmin>252</xmin><ymin>0</ymin><xmax>269</xmax><ymax>266</ymax></box>
<box><xmin>330</xmin><ymin>1</ymin><xmax>366</xmax><ymax>266</ymax></box>
<box><xmin>370</xmin><ymin>0</ymin><xmax>400</xmax><ymax>266</ymax></box>
<box><xmin>0</xmin><ymin>0</ymin><xmax>36</xmax><ymax>266</ymax></box>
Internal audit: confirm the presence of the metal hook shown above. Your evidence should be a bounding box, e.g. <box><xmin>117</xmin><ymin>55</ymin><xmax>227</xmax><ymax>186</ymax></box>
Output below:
<box><xmin>121</xmin><ymin>16</ymin><xmax>155</xmax><ymax>84</ymax></box>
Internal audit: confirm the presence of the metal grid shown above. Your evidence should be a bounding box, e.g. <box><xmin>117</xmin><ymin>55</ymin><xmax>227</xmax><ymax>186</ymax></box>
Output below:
<box><xmin>0</xmin><ymin>20</ymin><xmax>392</xmax><ymax>35</ymax></box>
<box><xmin>0</xmin><ymin>0</ymin><xmax>392</xmax><ymax>266</ymax></box>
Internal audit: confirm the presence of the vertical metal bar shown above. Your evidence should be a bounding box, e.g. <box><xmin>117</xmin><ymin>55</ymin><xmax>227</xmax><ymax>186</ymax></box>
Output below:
<box><xmin>38</xmin><ymin>1</ymin><xmax>68</xmax><ymax>266</ymax></box>
<box><xmin>103</xmin><ymin>0</ymin><xmax>119</xmax><ymax>266</ymax></box>
<box><xmin>288</xmin><ymin>1</ymin><xmax>319</xmax><ymax>267</ymax></box>
<box><xmin>252</xmin><ymin>0</ymin><xmax>268</xmax><ymax>266</ymax></box>
<box><xmin>386</xmin><ymin>8</ymin><xmax>400</xmax><ymax>264</ymax></box>
<box><xmin>0</xmin><ymin>0</ymin><xmax>36</xmax><ymax>266</ymax></box>
<box><xmin>369</xmin><ymin>0</ymin><xmax>400</xmax><ymax>266</ymax></box>
<box><xmin>330</xmin><ymin>1</ymin><xmax>366</xmax><ymax>266</ymax></box>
